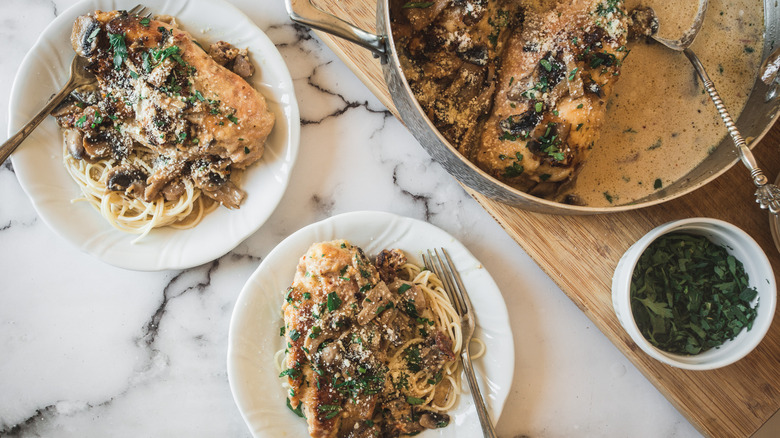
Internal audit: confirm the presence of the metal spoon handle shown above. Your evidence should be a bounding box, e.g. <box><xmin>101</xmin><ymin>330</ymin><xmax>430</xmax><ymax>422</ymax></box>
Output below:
<box><xmin>0</xmin><ymin>78</ymin><xmax>77</xmax><ymax>166</ymax></box>
<box><xmin>683</xmin><ymin>48</ymin><xmax>780</xmax><ymax>214</ymax></box>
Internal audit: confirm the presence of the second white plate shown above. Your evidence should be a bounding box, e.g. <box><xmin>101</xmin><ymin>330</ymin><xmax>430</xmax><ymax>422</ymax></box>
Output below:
<box><xmin>227</xmin><ymin>211</ymin><xmax>515</xmax><ymax>437</ymax></box>
<box><xmin>8</xmin><ymin>0</ymin><xmax>300</xmax><ymax>271</ymax></box>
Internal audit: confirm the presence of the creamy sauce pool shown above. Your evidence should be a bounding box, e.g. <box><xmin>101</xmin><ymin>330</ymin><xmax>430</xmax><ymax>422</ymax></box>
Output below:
<box><xmin>565</xmin><ymin>0</ymin><xmax>764</xmax><ymax>206</ymax></box>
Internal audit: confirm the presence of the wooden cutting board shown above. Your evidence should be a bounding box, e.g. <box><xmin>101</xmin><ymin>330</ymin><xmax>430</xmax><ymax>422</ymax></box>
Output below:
<box><xmin>306</xmin><ymin>1</ymin><xmax>780</xmax><ymax>436</ymax></box>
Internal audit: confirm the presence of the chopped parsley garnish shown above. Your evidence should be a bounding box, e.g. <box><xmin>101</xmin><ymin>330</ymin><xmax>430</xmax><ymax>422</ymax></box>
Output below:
<box><xmin>87</xmin><ymin>27</ymin><xmax>100</xmax><ymax>43</ymax></box>
<box><xmin>376</xmin><ymin>301</ymin><xmax>395</xmax><ymax>315</ymax></box>
<box><xmin>75</xmin><ymin>115</ymin><xmax>87</xmax><ymax>128</ymax></box>
<box><xmin>487</xmin><ymin>10</ymin><xmax>510</xmax><ymax>47</ymax></box>
<box><xmin>141</xmin><ymin>52</ymin><xmax>152</xmax><ymax>73</ymax></box>
<box><xmin>140</xmin><ymin>17</ymin><xmax>151</xmax><ymax>27</ymax></box>
<box><xmin>317</xmin><ymin>404</ymin><xmax>342</xmax><ymax>419</ymax></box>
<box><xmin>406</xmin><ymin>396</ymin><xmax>425</xmax><ymax>405</ymax></box>
<box><xmin>537</xmin><ymin>122</ymin><xmax>565</xmax><ymax>161</ymax></box>
<box><xmin>398</xmin><ymin>284</ymin><xmax>412</xmax><ymax>294</ymax></box>
<box><xmin>327</xmin><ymin>292</ymin><xmax>342</xmax><ymax>312</ymax></box>
<box><xmin>630</xmin><ymin>233</ymin><xmax>759</xmax><ymax>355</ymax></box>
<box><xmin>653</xmin><ymin>178</ymin><xmax>663</xmax><ymax>189</ymax></box>
<box><xmin>192</xmin><ymin>89</ymin><xmax>206</xmax><ymax>102</ymax></box>
<box><xmin>502</xmin><ymin>152</ymin><xmax>524</xmax><ymax>178</ymax></box>
<box><xmin>289</xmin><ymin>329</ymin><xmax>301</xmax><ymax>341</ymax></box>
<box><xmin>427</xmin><ymin>371</ymin><xmax>443</xmax><ymax>385</ymax></box>
<box><xmin>227</xmin><ymin>114</ymin><xmax>239</xmax><ymax>124</ymax></box>
<box><xmin>595</xmin><ymin>0</ymin><xmax>623</xmax><ymax>17</ymax></box>
<box><xmin>287</xmin><ymin>399</ymin><xmax>305</xmax><ymax>418</ymax></box>
<box><xmin>108</xmin><ymin>32</ymin><xmax>128</xmax><ymax>70</ymax></box>
<box><xmin>403</xmin><ymin>345</ymin><xmax>422</xmax><ymax>372</ymax></box>
<box><xmin>568</xmin><ymin>67</ymin><xmax>579</xmax><ymax>81</ymax></box>
<box><xmin>279</xmin><ymin>368</ymin><xmax>300</xmax><ymax>378</ymax></box>
<box><xmin>150</xmin><ymin>45</ymin><xmax>186</xmax><ymax>67</ymax></box>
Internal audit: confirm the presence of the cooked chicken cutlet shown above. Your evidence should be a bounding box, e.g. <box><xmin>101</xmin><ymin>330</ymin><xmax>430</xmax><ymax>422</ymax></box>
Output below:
<box><xmin>394</xmin><ymin>0</ymin><xmax>630</xmax><ymax>201</ymax></box>
<box><xmin>476</xmin><ymin>0</ymin><xmax>628</xmax><ymax>198</ymax></box>
<box><xmin>392</xmin><ymin>0</ymin><xmax>524</xmax><ymax>156</ymax></box>
<box><xmin>281</xmin><ymin>241</ymin><xmax>456</xmax><ymax>438</ymax></box>
<box><xmin>57</xmin><ymin>9</ymin><xmax>274</xmax><ymax>207</ymax></box>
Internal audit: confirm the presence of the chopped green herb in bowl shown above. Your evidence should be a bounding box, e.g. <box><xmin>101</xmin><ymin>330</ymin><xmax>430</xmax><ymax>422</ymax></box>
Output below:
<box><xmin>612</xmin><ymin>218</ymin><xmax>776</xmax><ymax>370</ymax></box>
<box><xmin>630</xmin><ymin>233</ymin><xmax>758</xmax><ymax>355</ymax></box>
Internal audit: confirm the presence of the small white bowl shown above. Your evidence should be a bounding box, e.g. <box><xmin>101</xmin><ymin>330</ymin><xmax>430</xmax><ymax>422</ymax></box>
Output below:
<box><xmin>612</xmin><ymin>218</ymin><xmax>776</xmax><ymax>370</ymax></box>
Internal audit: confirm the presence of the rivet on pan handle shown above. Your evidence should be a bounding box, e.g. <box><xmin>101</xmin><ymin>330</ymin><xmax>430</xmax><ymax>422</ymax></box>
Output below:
<box><xmin>285</xmin><ymin>0</ymin><xmax>388</xmax><ymax>62</ymax></box>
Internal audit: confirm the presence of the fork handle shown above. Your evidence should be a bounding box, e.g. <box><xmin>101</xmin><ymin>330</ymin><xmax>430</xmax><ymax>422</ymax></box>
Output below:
<box><xmin>462</xmin><ymin>349</ymin><xmax>498</xmax><ymax>438</ymax></box>
<box><xmin>0</xmin><ymin>78</ymin><xmax>77</xmax><ymax>165</ymax></box>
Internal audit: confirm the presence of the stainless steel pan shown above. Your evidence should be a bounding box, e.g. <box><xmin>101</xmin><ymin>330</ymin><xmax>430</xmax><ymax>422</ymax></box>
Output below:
<box><xmin>287</xmin><ymin>0</ymin><xmax>780</xmax><ymax>214</ymax></box>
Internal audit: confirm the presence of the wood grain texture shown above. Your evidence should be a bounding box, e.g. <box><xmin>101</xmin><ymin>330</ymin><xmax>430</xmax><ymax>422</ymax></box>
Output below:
<box><xmin>305</xmin><ymin>1</ymin><xmax>780</xmax><ymax>435</ymax></box>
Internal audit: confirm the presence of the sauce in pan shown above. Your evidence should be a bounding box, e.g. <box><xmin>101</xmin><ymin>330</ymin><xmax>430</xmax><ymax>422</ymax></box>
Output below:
<box><xmin>568</xmin><ymin>0</ymin><xmax>764</xmax><ymax>206</ymax></box>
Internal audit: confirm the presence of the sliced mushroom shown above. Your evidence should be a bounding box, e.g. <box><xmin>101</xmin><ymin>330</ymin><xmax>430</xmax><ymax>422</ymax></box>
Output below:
<box><xmin>82</xmin><ymin>135</ymin><xmax>111</xmax><ymax>159</ymax></box>
<box><xmin>230</xmin><ymin>50</ymin><xmax>255</xmax><ymax>78</ymax></box>
<box><xmin>357</xmin><ymin>282</ymin><xmax>397</xmax><ymax>325</ymax></box>
<box><xmin>190</xmin><ymin>156</ymin><xmax>232</xmax><ymax>191</ymax></box>
<box><xmin>419</xmin><ymin>411</ymin><xmax>450</xmax><ymax>429</ymax></box>
<box><xmin>50</xmin><ymin>99</ymin><xmax>83</xmax><ymax>119</ymax></box>
<box><xmin>106</xmin><ymin>165</ymin><xmax>148</xmax><ymax>197</ymax></box>
<box><xmin>71</xmin><ymin>83</ymin><xmax>101</xmax><ymax>106</ymax></box>
<box><xmin>161</xmin><ymin>180</ymin><xmax>186</xmax><ymax>202</ymax></box>
<box><xmin>209</xmin><ymin>41</ymin><xmax>240</xmax><ymax>66</ymax></box>
<box><xmin>564</xmin><ymin>53</ymin><xmax>584</xmax><ymax>98</ymax></box>
<box><xmin>628</xmin><ymin>6</ymin><xmax>659</xmax><ymax>41</ymax></box>
<box><xmin>499</xmin><ymin>110</ymin><xmax>543</xmax><ymax>138</ymax></box>
<box><xmin>200</xmin><ymin>181</ymin><xmax>245</xmax><ymax>208</ymax></box>
<box><xmin>318</xmin><ymin>342</ymin><xmax>341</xmax><ymax>367</ymax></box>
<box><xmin>71</xmin><ymin>15</ymin><xmax>101</xmax><ymax>58</ymax></box>
<box><xmin>63</xmin><ymin>129</ymin><xmax>85</xmax><ymax>159</ymax></box>
<box><xmin>375</xmin><ymin>249</ymin><xmax>407</xmax><ymax>283</ymax></box>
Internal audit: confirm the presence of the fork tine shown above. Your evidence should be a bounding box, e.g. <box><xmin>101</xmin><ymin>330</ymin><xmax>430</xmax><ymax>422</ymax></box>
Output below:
<box><xmin>425</xmin><ymin>249</ymin><xmax>464</xmax><ymax>315</ymax></box>
<box><xmin>441</xmin><ymin>248</ymin><xmax>474</xmax><ymax>316</ymax></box>
<box><xmin>128</xmin><ymin>5</ymin><xmax>152</xmax><ymax>18</ymax></box>
<box><xmin>434</xmin><ymin>249</ymin><xmax>465</xmax><ymax>314</ymax></box>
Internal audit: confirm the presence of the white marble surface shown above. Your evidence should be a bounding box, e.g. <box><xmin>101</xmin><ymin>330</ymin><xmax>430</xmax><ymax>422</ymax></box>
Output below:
<box><xmin>0</xmin><ymin>0</ymin><xmax>703</xmax><ymax>436</ymax></box>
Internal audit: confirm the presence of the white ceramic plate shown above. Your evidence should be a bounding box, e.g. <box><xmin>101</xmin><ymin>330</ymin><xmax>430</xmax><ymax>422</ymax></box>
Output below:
<box><xmin>8</xmin><ymin>0</ymin><xmax>299</xmax><ymax>271</ymax></box>
<box><xmin>227</xmin><ymin>211</ymin><xmax>514</xmax><ymax>437</ymax></box>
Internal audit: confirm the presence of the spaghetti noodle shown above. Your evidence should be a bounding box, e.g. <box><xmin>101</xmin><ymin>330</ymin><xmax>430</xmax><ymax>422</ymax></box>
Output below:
<box><xmin>63</xmin><ymin>142</ymin><xmax>217</xmax><ymax>242</ymax></box>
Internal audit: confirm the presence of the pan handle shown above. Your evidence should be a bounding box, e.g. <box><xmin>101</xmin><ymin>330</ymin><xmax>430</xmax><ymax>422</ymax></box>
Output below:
<box><xmin>285</xmin><ymin>0</ymin><xmax>387</xmax><ymax>62</ymax></box>
<box><xmin>760</xmin><ymin>46</ymin><xmax>780</xmax><ymax>102</ymax></box>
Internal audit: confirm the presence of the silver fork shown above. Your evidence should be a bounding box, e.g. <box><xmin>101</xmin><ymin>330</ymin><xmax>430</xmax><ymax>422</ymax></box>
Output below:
<box><xmin>0</xmin><ymin>5</ymin><xmax>151</xmax><ymax>165</ymax></box>
<box><xmin>423</xmin><ymin>248</ymin><xmax>497</xmax><ymax>438</ymax></box>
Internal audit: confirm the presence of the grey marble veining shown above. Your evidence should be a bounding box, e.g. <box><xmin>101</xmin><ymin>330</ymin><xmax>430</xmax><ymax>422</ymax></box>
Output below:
<box><xmin>0</xmin><ymin>0</ymin><xmax>702</xmax><ymax>437</ymax></box>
